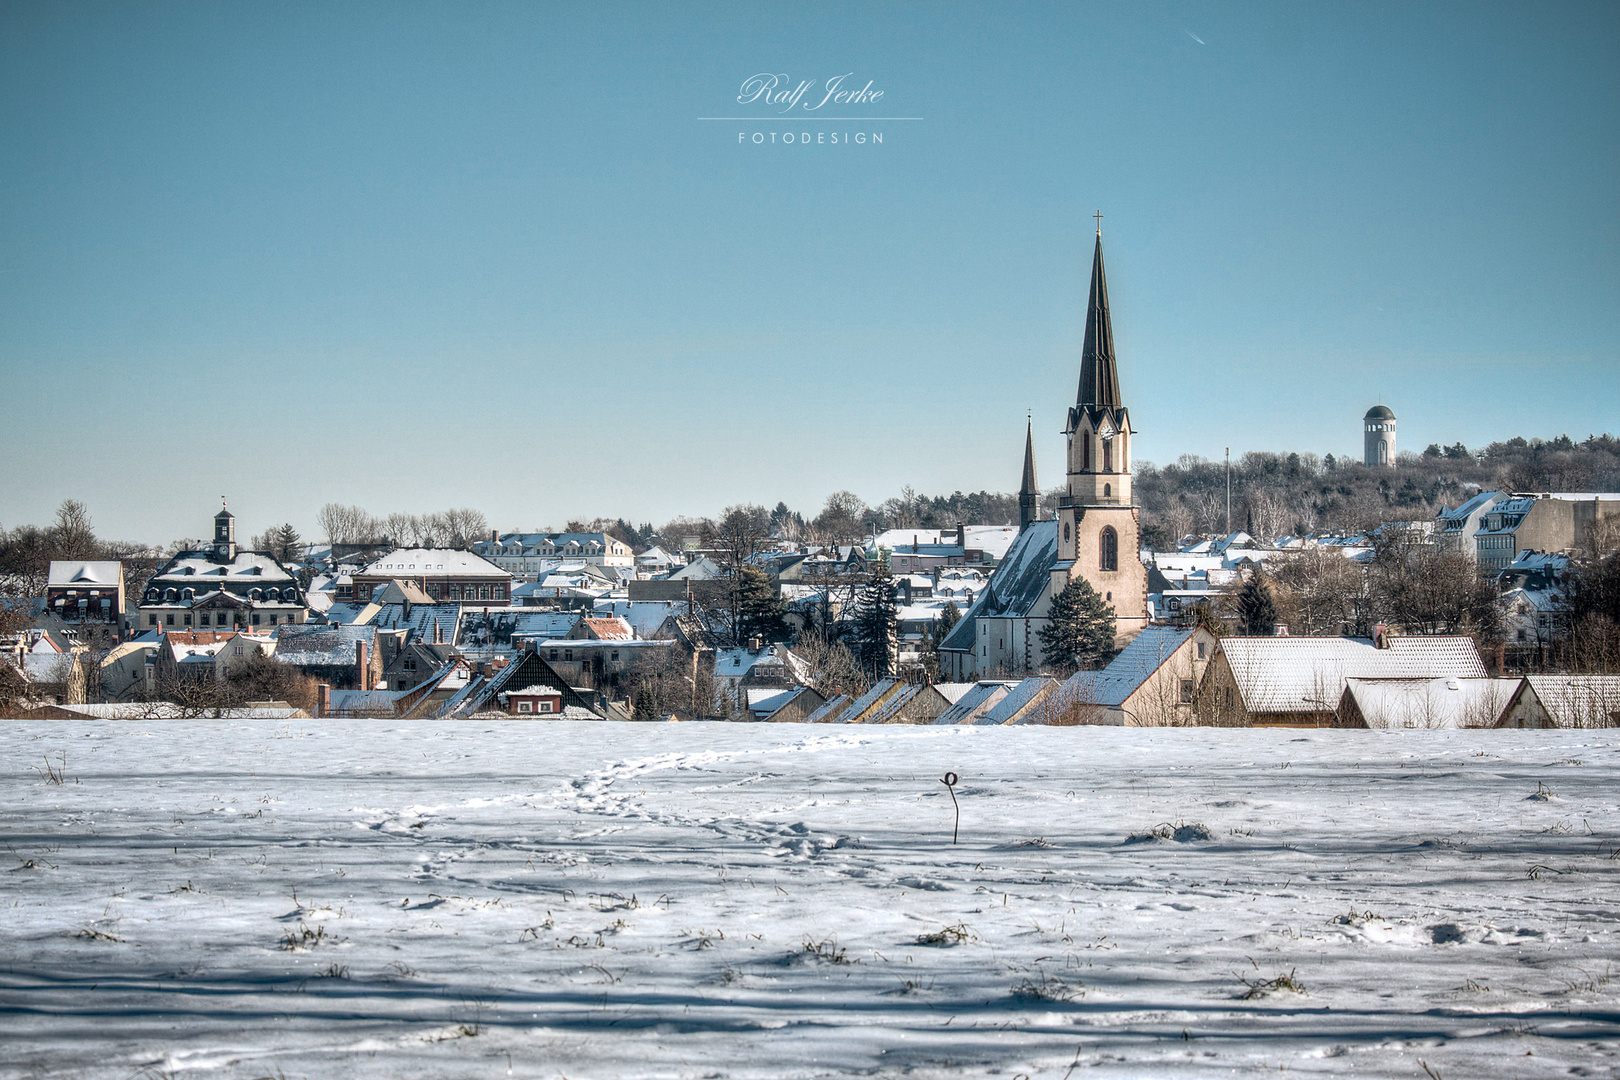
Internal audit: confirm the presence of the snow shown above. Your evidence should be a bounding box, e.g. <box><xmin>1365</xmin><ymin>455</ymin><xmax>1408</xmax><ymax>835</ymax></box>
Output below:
<box><xmin>1</xmin><ymin>722</ymin><xmax>1617</xmax><ymax>1079</ymax></box>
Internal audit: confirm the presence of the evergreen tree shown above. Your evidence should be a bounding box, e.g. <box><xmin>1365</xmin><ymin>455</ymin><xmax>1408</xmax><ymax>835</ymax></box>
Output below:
<box><xmin>1236</xmin><ymin>574</ymin><xmax>1278</xmax><ymax>636</ymax></box>
<box><xmin>855</xmin><ymin>561</ymin><xmax>899</xmax><ymax>678</ymax></box>
<box><xmin>273</xmin><ymin>523</ymin><xmax>301</xmax><ymax>563</ymax></box>
<box><xmin>1037</xmin><ymin>577</ymin><xmax>1116</xmax><ymax>672</ymax></box>
<box><xmin>633</xmin><ymin>682</ymin><xmax>659</xmax><ymax>722</ymax></box>
<box><xmin>734</xmin><ymin>566</ymin><xmax>787</xmax><ymax>644</ymax></box>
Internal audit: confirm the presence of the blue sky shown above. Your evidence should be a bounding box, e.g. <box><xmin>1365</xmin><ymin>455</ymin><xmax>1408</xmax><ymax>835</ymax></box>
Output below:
<box><xmin>2</xmin><ymin>1</ymin><xmax>1616</xmax><ymax>543</ymax></box>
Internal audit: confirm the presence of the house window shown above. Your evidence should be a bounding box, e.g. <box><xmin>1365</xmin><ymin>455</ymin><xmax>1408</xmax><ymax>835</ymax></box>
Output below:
<box><xmin>611</xmin><ymin>651</ymin><xmax>619</xmax><ymax>662</ymax></box>
<box><xmin>1180</xmin><ymin>679</ymin><xmax>1194</xmax><ymax>704</ymax></box>
<box><xmin>564</xmin><ymin>649</ymin><xmax>573</xmax><ymax>662</ymax></box>
<box><xmin>1225</xmin><ymin>687</ymin><xmax>1234</xmax><ymax>708</ymax></box>
<box><xmin>517</xmin><ymin>701</ymin><xmax>533</xmax><ymax>713</ymax></box>
<box><xmin>478</xmin><ymin>586</ymin><xmax>488</xmax><ymax>601</ymax></box>
<box><xmin>550</xmin><ymin>649</ymin><xmax>559</xmax><ymax>659</ymax></box>
<box><xmin>233</xmin><ymin>646</ymin><xmax>244</xmax><ymax>656</ymax></box>
<box><xmin>539</xmin><ymin>701</ymin><xmax>554</xmax><ymax>713</ymax></box>
<box><xmin>200</xmin><ymin>614</ymin><xmax>210</xmax><ymax>626</ymax></box>
<box><xmin>1100</xmin><ymin>527</ymin><xmax>1118</xmax><ymax>572</ymax></box>
<box><xmin>1196</xmin><ymin>642</ymin><xmax>1207</xmax><ymax>660</ymax></box>
<box><xmin>166</xmin><ymin>614</ymin><xmax>174</xmax><ymax>626</ymax></box>
<box><xmin>183</xmin><ymin>614</ymin><xmax>192</xmax><ymax>626</ymax></box>
<box><xmin>252</xmin><ymin>613</ymin><xmax>261</xmax><ymax>625</ymax></box>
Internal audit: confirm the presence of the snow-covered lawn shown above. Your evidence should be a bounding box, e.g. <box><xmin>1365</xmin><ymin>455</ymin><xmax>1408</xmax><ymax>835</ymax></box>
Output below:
<box><xmin>2</xmin><ymin>721</ymin><xmax>1617</xmax><ymax>1079</ymax></box>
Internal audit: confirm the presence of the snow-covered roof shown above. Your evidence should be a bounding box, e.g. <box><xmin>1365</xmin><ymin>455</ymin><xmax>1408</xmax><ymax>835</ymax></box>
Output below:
<box><xmin>932</xmin><ymin>682</ymin><xmax>1015</xmax><ymax>725</ymax></box>
<box><xmin>273</xmin><ymin>624</ymin><xmax>373</xmax><ymax>667</ymax></box>
<box><xmin>1341</xmin><ymin>677</ymin><xmax>1524</xmax><ymax>729</ymax></box>
<box><xmin>150</xmin><ymin>551</ymin><xmax>296</xmax><ymax>586</ymax></box>
<box><xmin>1220</xmin><ymin>636</ymin><xmax>1485</xmax><ymax>716</ymax></box>
<box><xmin>1061</xmin><ymin>625</ymin><xmax>1198</xmax><ymax>709</ymax></box>
<box><xmin>360</xmin><ymin>549</ymin><xmax>508</xmax><ymax>577</ymax></box>
<box><xmin>47</xmin><ymin>561</ymin><xmax>122</xmax><ymax>587</ymax></box>
<box><xmin>1524</xmin><ymin>675</ymin><xmax>1620</xmax><ymax>728</ymax></box>
<box><xmin>980</xmin><ymin>677</ymin><xmax>1057</xmax><ymax>725</ymax></box>
<box><xmin>713</xmin><ymin>644</ymin><xmax>811</xmax><ymax>685</ymax></box>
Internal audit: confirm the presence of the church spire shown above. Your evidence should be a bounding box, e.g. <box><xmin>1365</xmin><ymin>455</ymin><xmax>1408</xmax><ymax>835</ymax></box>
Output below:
<box><xmin>1019</xmin><ymin>414</ymin><xmax>1039</xmax><ymax>532</ymax></box>
<box><xmin>1076</xmin><ymin>227</ymin><xmax>1120</xmax><ymax>408</ymax></box>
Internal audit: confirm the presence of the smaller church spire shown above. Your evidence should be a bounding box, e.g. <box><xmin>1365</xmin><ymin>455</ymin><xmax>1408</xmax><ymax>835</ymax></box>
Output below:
<box><xmin>1019</xmin><ymin>414</ymin><xmax>1039</xmax><ymax>532</ymax></box>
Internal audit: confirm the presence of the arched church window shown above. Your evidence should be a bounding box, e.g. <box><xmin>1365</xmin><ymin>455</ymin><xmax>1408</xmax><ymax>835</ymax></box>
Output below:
<box><xmin>1104</xmin><ymin>484</ymin><xmax>1111</xmax><ymax>498</ymax></box>
<box><xmin>1081</xmin><ymin>438</ymin><xmax>1090</xmax><ymax>471</ymax></box>
<box><xmin>1103</xmin><ymin>439</ymin><xmax>1113</xmax><ymax>472</ymax></box>
<box><xmin>1100</xmin><ymin>527</ymin><xmax>1118</xmax><ymax>572</ymax></box>
<box><xmin>1063</xmin><ymin>522</ymin><xmax>1070</xmax><ymax>542</ymax></box>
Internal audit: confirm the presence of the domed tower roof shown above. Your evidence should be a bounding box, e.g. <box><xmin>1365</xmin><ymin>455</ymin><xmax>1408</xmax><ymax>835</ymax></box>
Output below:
<box><xmin>1364</xmin><ymin>404</ymin><xmax>1395</xmax><ymax>421</ymax></box>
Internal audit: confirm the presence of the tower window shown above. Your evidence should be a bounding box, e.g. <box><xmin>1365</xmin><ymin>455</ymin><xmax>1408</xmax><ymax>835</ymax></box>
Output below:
<box><xmin>1103</xmin><ymin>440</ymin><xmax>1113</xmax><ymax>472</ymax></box>
<box><xmin>1104</xmin><ymin>484</ymin><xmax>1111</xmax><ymax>498</ymax></box>
<box><xmin>1100</xmin><ymin>527</ymin><xmax>1118</xmax><ymax>572</ymax></box>
<box><xmin>1081</xmin><ymin>438</ymin><xmax>1090</xmax><ymax>471</ymax></box>
<box><xmin>1063</xmin><ymin>522</ymin><xmax>1070</xmax><ymax>542</ymax></box>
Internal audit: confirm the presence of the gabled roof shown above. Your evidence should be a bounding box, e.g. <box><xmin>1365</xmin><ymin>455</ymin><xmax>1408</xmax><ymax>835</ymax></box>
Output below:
<box><xmin>1060</xmin><ymin>625</ymin><xmax>1198</xmax><ymax>708</ymax></box>
<box><xmin>442</xmin><ymin>649</ymin><xmax>598</xmax><ymax>718</ymax></box>
<box><xmin>1219</xmin><ymin>635</ymin><xmax>1485</xmax><ymax>716</ymax></box>
<box><xmin>981</xmin><ymin>677</ymin><xmax>1057</xmax><ymax>725</ymax></box>
<box><xmin>802</xmin><ymin>694</ymin><xmax>851</xmax><ymax>723</ymax></box>
<box><xmin>1340</xmin><ymin>677</ymin><xmax>1523</xmax><ymax>729</ymax></box>
<box><xmin>1524</xmin><ymin>675</ymin><xmax>1620</xmax><ymax>728</ymax></box>
<box><xmin>932</xmin><ymin>681</ymin><xmax>1015</xmax><ymax>724</ymax></box>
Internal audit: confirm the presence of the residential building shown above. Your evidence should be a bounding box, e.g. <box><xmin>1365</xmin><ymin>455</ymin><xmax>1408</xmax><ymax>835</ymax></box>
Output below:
<box><xmin>1434</xmin><ymin>490</ymin><xmax>1505</xmax><ymax>561</ymax></box>
<box><xmin>1053</xmin><ymin>624</ymin><xmax>1220</xmax><ymax>725</ymax></box>
<box><xmin>473</xmin><ymin>532</ymin><xmax>635</xmax><ymax>576</ymax></box>
<box><xmin>45</xmin><ymin>561</ymin><xmax>125</xmax><ymax>644</ymax></box>
<box><xmin>1474</xmin><ymin>493</ymin><xmax>1620</xmax><ymax>570</ymax></box>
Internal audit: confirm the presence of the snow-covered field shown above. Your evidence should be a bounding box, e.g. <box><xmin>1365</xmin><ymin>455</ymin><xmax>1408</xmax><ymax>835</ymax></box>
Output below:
<box><xmin>2</xmin><ymin>721</ymin><xmax>1618</xmax><ymax>1079</ymax></box>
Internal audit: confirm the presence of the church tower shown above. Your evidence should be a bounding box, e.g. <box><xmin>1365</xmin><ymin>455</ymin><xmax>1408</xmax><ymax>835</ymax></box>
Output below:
<box><xmin>1018</xmin><ymin>416</ymin><xmax>1039</xmax><ymax>531</ymax></box>
<box><xmin>1051</xmin><ymin>224</ymin><xmax>1149</xmax><ymax>645</ymax></box>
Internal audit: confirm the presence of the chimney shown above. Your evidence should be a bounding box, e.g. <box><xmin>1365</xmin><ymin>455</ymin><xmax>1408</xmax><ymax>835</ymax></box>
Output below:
<box><xmin>1372</xmin><ymin>624</ymin><xmax>1389</xmax><ymax>649</ymax></box>
<box><xmin>956</xmin><ymin>522</ymin><xmax>965</xmax><ymax>549</ymax></box>
<box><xmin>491</xmin><ymin>528</ymin><xmax>499</xmax><ymax>545</ymax></box>
<box><xmin>356</xmin><ymin>640</ymin><xmax>370</xmax><ymax>690</ymax></box>
<box><xmin>316</xmin><ymin>683</ymin><xmax>330</xmax><ymax>718</ymax></box>
<box><xmin>748</xmin><ymin>635</ymin><xmax>762</xmax><ymax>652</ymax></box>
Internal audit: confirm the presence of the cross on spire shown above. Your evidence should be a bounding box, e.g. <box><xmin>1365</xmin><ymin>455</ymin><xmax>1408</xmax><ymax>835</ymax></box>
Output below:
<box><xmin>1093</xmin><ymin>209</ymin><xmax>1103</xmax><ymax>235</ymax></box>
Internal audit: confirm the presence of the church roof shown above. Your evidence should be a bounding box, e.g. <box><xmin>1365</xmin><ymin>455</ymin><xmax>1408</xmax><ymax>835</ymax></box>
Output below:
<box><xmin>1077</xmin><ymin>231</ymin><xmax>1120</xmax><ymax>409</ymax></box>
<box><xmin>1364</xmin><ymin>404</ymin><xmax>1396</xmax><ymax>420</ymax></box>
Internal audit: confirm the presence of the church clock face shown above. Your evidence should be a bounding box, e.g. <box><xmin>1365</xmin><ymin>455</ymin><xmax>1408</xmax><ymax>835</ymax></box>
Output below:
<box><xmin>1098</xmin><ymin>420</ymin><xmax>1116</xmax><ymax>441</ymax></box>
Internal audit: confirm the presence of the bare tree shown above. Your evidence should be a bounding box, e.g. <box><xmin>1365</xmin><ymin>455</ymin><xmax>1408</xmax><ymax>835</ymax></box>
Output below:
<box><xmin>441</xmin><ymin>508</ymin><xmax>489</xmax><ymax>548</ymax></box>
